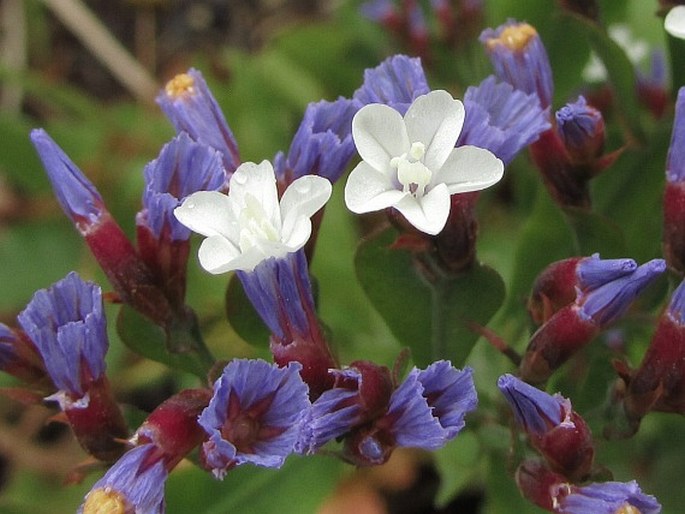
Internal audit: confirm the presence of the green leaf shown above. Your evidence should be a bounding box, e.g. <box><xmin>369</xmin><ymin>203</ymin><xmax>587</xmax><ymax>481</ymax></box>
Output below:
<box><xmin>354</xmin><ymin>228</ymin><xmax>505</xmax><ymax>367</ymax></box>
<box><xmin>166</xmin><ymin>455</ymin><xmax>343</xmax><ymax>514</ymax></box>
<box><xmin>116</xmin><ymin>305</ymin><xmax>210</xmax><ymax>379</ymax></box>
<box><xmin>225</xmin><ymin>274</ymin><xmax>270</xmax><ymax>348</ymax></box>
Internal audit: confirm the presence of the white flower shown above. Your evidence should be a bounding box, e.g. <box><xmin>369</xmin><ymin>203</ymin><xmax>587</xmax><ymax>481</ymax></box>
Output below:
<box><xmin>666</xmin><ymin>6</ymin><xmax>685</xmax><ymax>40</ymax></box>
<box><xmin>174</xmin><ymin>160</ymin><xmax>332</xmax><ymax>273</ymax></box>
<box><xmin>344</xmin><ymin>90</ymin><xmax>504</xmax><ymax>235</ymax></box>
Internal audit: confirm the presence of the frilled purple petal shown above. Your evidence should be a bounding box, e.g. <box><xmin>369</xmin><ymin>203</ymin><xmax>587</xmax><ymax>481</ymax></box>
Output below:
<box><xmin>579</xmin><ymin>259</ymin><xmax>666</xmax><ymax>327</ymax></box>
<box><xmin>480</xmin><ymin>20</ymin><xmax>554</xmax><ymax>109</ymax></box>
<box><xmin>497</xmin><ymin>374</ymin><xmax>566</xmax><ymax>436</ymax></box>
<box><xmin>279</xmin><ymin>98</ymin><xmax>358</xmax><ymax>183</ymax></box>
<box><xmin>558</xmin><ymin>481</ymin><xmax>661</xmax><ymax>514</ymax></box>
<box><xmin>576</xmin><ymin>254</ymin><xmax>637</xmax><ymax>292</ymax></box>
<box><xmin>236</xmin><ymin>250</ymin><xmax>316</xmax><ymax>342</ymax></box>
<box><xmin>139</xmin><ymin>133</ymin><xmax>227</xmax><ymax>241</ymax></box>
<box><xmin>667</xmin><ymin>87</ymin><xmax>685</xmax><ymax>183</ymax></box>
<box><xmin>459</xmin><ymin>76</ymin><xmax>550</xmax><ymax>164</ymax></box>
<box><xmin>299</xmin><ymin>371</ymin><xmax>362</xmax><ymax>453</ymax></box>
<box><xmin>353</xmin><ymin>55</ymin><xmax>431</xmax><ymax>114</ymax></box>
<box><xmin>198</xmin><ymin>359</ymin><xmax>310</xmax><ymax>476</ymax></box>
<box><xmin>384</xmin><ymin>369</ymin><xmax>447</xmax><ymax>450</ymax></box>
<box><xmin>17</xmin><ymin>272</ymin><xmax>107</xmax><ymax>396</ymax></box>
<box><xmin>30</xmin><ymin>129</ymin><xmax>104</xmax><ymax>227</ymax></box>
<box><xmin>156</xmin><ymin>68</ymin><xmax>240</xmax><ymax>175</ymax></box>
<box><xmin>416</xmin><ymin>362</ymin><xmax>477</xmax><ymax>438</ymax></box>
<box><xmin>79</xmin><ymin>444</ymin><xmax>167</xmax><ymax>514</ymax></box>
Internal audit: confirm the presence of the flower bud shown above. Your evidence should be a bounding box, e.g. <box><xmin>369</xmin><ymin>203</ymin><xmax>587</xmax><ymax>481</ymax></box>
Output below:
<box><xmin>663</xmin><ymin>87</ymin><xmax>685</xmax><ymax>274</ymax></box>
<box><xmin>556</xmin><ymin>96</ymin><xmax>606</xmax><ymax>166</ymax></box>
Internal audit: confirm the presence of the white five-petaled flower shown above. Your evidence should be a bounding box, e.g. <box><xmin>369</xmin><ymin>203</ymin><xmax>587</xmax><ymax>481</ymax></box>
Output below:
<box><xmin>666</xmin><ymin>6</ymin><xmax>685</xmax><ymax>40</ymax></box>
<box><xmin>344</xmin><ymin>89</ymin><xmax>504</xmax><ymax>235</ymax></box>
<box><xmin>174</xmin><ymin>160</ymin><xmax>332</xmax><ymax>273</ymax></box>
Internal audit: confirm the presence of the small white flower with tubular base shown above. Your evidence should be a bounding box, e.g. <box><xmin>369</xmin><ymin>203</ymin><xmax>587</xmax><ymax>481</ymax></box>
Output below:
<box><xmin>344</xmin><ymin>89</ymin><xmax>504</xmax><ymax>235</ymax></box>
<box><xmin>174</xmin><ymin>160</ymin><xmax>332</xmax><ymax>273</ymax></box>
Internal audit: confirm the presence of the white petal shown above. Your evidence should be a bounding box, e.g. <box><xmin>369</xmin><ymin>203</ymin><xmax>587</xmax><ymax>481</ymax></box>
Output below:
<box><xmin>434</xmin><ymin>146</ymin><xmax>504</xmax><ymax>194</ymax></box>
<box><xmin>344</xmin><ymin>161</ymin><xmax>406</xmax><ymax>213</ymax></box>
<box><xmin>174</xmin><ymin>191</ymin><xmax>237</xmax><ymax>240</ymax></box>
<box><xmin>229</xmin><ymin>160</ymin><xmax>281</xmax><ymax>229</ymax></box>
<box><xmin>352</xmin><ymin>104</ymin><xmax>409</xmax><ymax>171</ymax></box>
<box><xmin>230</xmin><ymin>243</ymin><xmax>289</xmax><ymax>272</ymax></box>
<box><xmin>197</xmin><ymin>235</ymin><xmax>242</xmax><ymax>274</ymax></box>
<box><xmin>404</xmin><ymin>90</ymin><xmax>465</xmax><ymax>171</ymax></box>
<box><xmin>281</xmin><ymin>216</ymin><xmax>312</xmax><ymax>251</ymax></box>
<box><xmin>393</xmin><ymin>183</ymin><xmax>451</xmax><ymax>235</ymax></box>
<box><xmin>280</xmin><ymin>175</ymin><xmax>332</xmax><ymax>242</ymax></box>
<box><xmin>666</xmin><ymin>6</ymin><xmax>685</xmax><ymax>39</ymax></box>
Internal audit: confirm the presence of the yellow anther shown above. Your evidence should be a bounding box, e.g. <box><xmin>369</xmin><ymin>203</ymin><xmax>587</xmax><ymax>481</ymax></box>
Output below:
<box><xmin>82</xmin><ymin>488</ymin><xmax>130</xmax><ymax>514</ymax></box>
<box><xmin>616</xmin><ymin>505</ymin><xmax>642</xmax><ymax>514</ymax></box>
<box><xmin>486</xmin><ymin>23</ymin><xmax>538</xmax><ymax>52</ymax></box>
<box><xmin>165</xmin><ymin>73</ymin><xmax>195</xmax><ymax>98</ymax></box>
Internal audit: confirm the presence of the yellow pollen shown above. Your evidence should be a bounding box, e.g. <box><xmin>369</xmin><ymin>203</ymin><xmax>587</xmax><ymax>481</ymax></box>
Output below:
<box><xmin>165</xmin><ymin>73</ymin><xmax>195</xmax><ymax>98</ymax></box>
<box><xmin>82</xmin><ymin>488</ymin><xmax>131</xmax><ymax>514</ymax></box>
<box><xmin>487</xmin><ymin>23</ymin><xmax>538</xmax><ymax>52</ymax></box>
<box><xmin>616</xmin><ymin>505</ymin><xmax>642</xmax><ymax>514</ymax></box>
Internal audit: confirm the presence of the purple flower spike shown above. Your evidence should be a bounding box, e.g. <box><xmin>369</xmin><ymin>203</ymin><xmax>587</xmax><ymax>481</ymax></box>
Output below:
<box><xmin>79</xmin><ymin>444</ymin><xmax>167</xmax><ymax>514</ymax></box>
<box><xmin>198</xmin><ymin>359</ymin><xmax>311</xmax><ymax>478</ymax></box>
<box><xmin>17</xmin><ymin>272</ymin><xmax>107</xmax><ymax>398</ymax></box>
<box><xmin>497</xmin><ymin>374</ymin><xmax>566</xmax><ymax>436</ymax></box>
<box><xmin>576</xmin><ymin>254</ymin><xmax>638</xmax><ymax>292</ymax></box>
<box><xmin>557</xmin><ymin>480</ymin><xmax>661</xmax><ymax>514</ymax></box>
<box><xmin>274</xmin><ymin>98</ymin><xmax>357</xmax><ymax>184</ymax></box>
<box><xmin>157</xmin><ymin>68</ymin><xmax>240</xmax><ymax>175</ymax></box>
<box><xmin>459</xmin><ymin>76</ymin><xmax>551</xmax><ymax>164</ymax></box>
<box><xmin>352</xmin><ymin>55</ymin><xmax>430</xmax><ymax>114</ymax></box>
<box><xmin>387</xmin><ymin>363</ymin><xmax>477</xmax><ymax>450</ymax></box>
<box><xmin>30</xmin><ymin>129</ymin><xmax>104</xmax><ymax>230</ymax></box>
<box><xmin>480</xmin><ymin>20</ymin><xmax>554</xmax><ymax>109</ymax></box>
<box><xmin>667</xmin><ymin>87</ymin><xmax>685</xmax><ymax>183</ymax></box>
<box><xmin>138</xmin><ymin>133</ymin><xmax>227</xmax><ymax>242</ymax></box>
<box><xmin>579</xmin><ymin>259</ymin><xmax>666</xmax><ymax>327</ymax></box>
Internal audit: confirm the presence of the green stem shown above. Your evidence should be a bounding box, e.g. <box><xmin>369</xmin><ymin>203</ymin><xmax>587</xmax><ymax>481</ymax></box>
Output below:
<box><xmin>430</xmin><ymin>278</ymin><xmax>450</xmax><ymax>361</ymax></box>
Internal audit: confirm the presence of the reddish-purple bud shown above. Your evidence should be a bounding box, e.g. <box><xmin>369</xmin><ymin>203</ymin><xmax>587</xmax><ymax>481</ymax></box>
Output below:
<box><xmin>515</xmin><ymin>459</ymin><xmax>569</xmax><ymax>512</ymax></box>
<box><xmin>135</xmin><ymin>388</ymin><xmax>212</xmax><ymax>470</ymax></box>
<box><xmin>663</xmin><ymin>88</ymin><xmax>685</xmax><ymax>274</ymax></box>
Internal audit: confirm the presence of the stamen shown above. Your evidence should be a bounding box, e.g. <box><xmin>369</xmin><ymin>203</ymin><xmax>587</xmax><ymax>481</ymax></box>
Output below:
<box><xmin>487</xmin><ymin>23</ymin><xmax>537</xmax><ymax>52</ymax></box>
<box><xmin>82</xmin><ymin>488</ymin><xmax>130</xmax><ymax>514</ymax></box>
<box><xmin>164</xmin><ymin>73</ymin><xmax>195</xmax><ymax>98</ymax></box>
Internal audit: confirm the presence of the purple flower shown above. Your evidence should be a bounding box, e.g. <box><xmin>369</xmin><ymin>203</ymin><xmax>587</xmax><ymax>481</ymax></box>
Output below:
<box><xmin>352</xmin><ymin>54</ymin><xmax>431</xmax><ymax>114</ymax></box>
<box><xmin>556</xmin><ymin>480</ymin><xmax>661</xmax><ymax>514</ymax></box>
<box><xmin>498</xmin><ymin>374</ymin><xmax>568</xmax><ymax>434</ymax></box>
<box><xmin>458</xmin><ymin>75</ymin><xmax>551</xmax><ymax>164</ymax></box>
<box><xmin>17</xmin><ymin>272</ymin><xmax>107</xmax><ymax>398</ymax></box>
<box><xmin>137</xmin><ymin>133</ymin><xmax>227</xmax><ymax>242</ymax></box>
<box><xmin>556</xmin><ymin>96</ymin><xmax>605</xmax><ymax>164</ymax></box>
<box><xmin>79</xmin><ymin>444</ymin><xmax>167</xmax><ymax>514</ymax></box>
<box><xmin>236</xmin><ymin>250</ymin><xmax>317</xmax><ymax>344</ymax></box>
<box><xmin>344</xmin><ymin>362</ymin><xmax>477</xmax><ymax>465</ymax></box>
<box><xmin>198</xmin><ymin>359</ymin><xmax>311</xmax><ymax>478</ymax></box>
<box><xmin>578</xmin><ymin>259</ymin><xmax>666</xmax><ymax>327</ymax></box>
<box><xmin>576</xmin><ymin>254</ymin><xmax>638</xmax><ymax>292</ymax></box>
<box><xmin>480</xmin><ymin>20</ymin><xmax>554</xmax><ymax>109</ymax></box>
<box><xmin>30</xmin><ymin>129</ymin><xmax>104</xmax><ymax>230</ymax></box>
<box><xmin>667</xmin><ymin>87</ymin><xmax>685</xmax><ymax>183</ymax></box>
<box><xmin>157</xmin><ymin>68</ymin><xmax>240</xmax><ymax>175</ymax></box>
<box><xmin>274</xmin><ymin>98</ymin><xmax>358</xmax><ymax>184</ymax></box>
<box><xmin>360</xmin><ymin>0</ymin><xmax>397</xmax><ymax>23</ymax></box>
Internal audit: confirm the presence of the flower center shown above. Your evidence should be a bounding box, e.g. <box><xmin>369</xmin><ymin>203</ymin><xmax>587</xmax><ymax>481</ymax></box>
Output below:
<box><xmin>82</xmin><ymin>487</ymin><xmax>131</xmax><ymax>514</ymax></box>
<box><xmin>222</xmin><ymin>413</ymin><xmax>260</xmax><ymax>453</ymax></box>
<box><xmin>238</xmin><ymin>193</ymin><xmax>280</xmax><ymax>252</ymax></box>
<box><xmin>615</xmin><ymin>505</ymin><xmax>642</xmax><ymax>514</ymax></box>
<box><xmin>391</xmin><ymin>142</ymin><xmax>431</xmax><ymax>197</ymax></box>
<box><xmin>164</xmin><ymin>73</ymin><xmax>195</xmax><ymax>98</ymax></box>
<box><xmin>487</xmin><ymin>23</ymin><xmax>537</xmax><ymax>52</ymax></box>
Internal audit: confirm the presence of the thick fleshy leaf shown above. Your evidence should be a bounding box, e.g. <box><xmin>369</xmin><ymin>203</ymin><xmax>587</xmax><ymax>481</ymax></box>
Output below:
<box><xmin>174</xmin><ymin>191</ymin><xmax>236</xmax><ymax>240</ymax></box>
<box><xmin>344</xmin><ymin>161</ymin><xmax>405</xmax><ymax>213</ymax></box>
<box><xmin>352</xmin><ymin>104</ymin><xmax>409</xmax><ymax>171</ymax></box>
<box><xmin>393</xmin><ymin>183</ymin><xmax>451</xmax><ymax>236</ymax></box>
<box><xmin>404</xmin><ymin>90</ymin><xmax>465</xmax><ymax>172</ymax></box>
<box><xmin>355</xmin><ymin>227</ymin><xmax>505</xmax><ymax>367</ymax></box>
<box><xmin>435</xmin><ymin>145</ymin><xmax>504</xmax><ymax>194</ymax></box>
